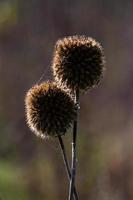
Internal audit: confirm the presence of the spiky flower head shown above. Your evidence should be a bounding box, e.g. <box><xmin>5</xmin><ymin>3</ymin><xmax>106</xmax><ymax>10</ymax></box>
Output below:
<box><xmin>25</xmin><ymin>82</ymin><xmax>76</xmax><ymax>139</ymax></box>
<box><xmin>52</xmin><ymin>35</ymin><xmax>105</xmax><ymax>91</ymax></box>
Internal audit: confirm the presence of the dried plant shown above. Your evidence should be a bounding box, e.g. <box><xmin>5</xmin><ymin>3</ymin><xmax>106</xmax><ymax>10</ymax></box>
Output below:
<box><xmin>25</xmin><ymin>35</ymin><xmax>105</xmax><ymax>200</ymax></box>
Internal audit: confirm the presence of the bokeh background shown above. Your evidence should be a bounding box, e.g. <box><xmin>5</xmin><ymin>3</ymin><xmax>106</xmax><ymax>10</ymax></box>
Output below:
<box><xmin>0</xmin><ymin>0</ymin><xmax>133</xmax><ymax>199</ymax></box>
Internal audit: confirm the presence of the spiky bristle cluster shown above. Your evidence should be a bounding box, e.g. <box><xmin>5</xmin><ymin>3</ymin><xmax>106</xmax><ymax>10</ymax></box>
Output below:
<box><xmin>25</xmin><ymin>82</ymin><xmax>76</xmax><ymax>138</ymax></box>
<box><xmin>52</xmin><ymin>35</ymin><xmax>105</xmax><ymax>91</ymax></box>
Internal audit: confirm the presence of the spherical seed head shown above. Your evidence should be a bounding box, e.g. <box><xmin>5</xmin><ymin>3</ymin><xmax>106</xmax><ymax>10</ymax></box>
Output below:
<box><xmin>25</xmin><ymin>82</ymin><xmax>76</xmax><ymax>139</ymax></box>
<box><xmin>52</xmin><ymin>35</ymin><xmax>105</xmax><ymax>91</ymax></box>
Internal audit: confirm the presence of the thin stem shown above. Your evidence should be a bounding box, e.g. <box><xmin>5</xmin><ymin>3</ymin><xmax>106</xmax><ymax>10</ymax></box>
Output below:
<box><xmin>69</xmin><ymin>89</ymin><xmax>80</xmax><ymax>200</ymax></box>
<box><xmin>58</xmin><ymin>135</ymin><xmax>79</xmax><ymax>200</ymax></box>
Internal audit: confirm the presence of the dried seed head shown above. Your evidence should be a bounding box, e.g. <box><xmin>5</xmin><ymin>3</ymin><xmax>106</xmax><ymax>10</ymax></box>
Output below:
<box><xmin>52</xmin><ymin>35</ymin><xmax>105</xmax><ymax>91</ymax></box>
<box><xmin>25</xmin><ymin>82</ymin><xmax>76</xmax><ymax>139</ymax></box>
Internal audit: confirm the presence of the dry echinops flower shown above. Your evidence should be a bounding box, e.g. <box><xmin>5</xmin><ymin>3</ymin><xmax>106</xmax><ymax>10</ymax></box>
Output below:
<box><xmin>25</xmin><ymin>82</ymin><xmax>76</xmax><ymax>138</ymax></box>
<box><xmin>52</xmin><ymin>35</ymin><xmax>105</xmax><ymax>91</ymax></box>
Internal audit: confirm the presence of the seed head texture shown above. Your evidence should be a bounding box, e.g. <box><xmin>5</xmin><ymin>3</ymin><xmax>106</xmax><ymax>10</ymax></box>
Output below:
<box><xmin>52</xmin><ymin>35</ymin><xmax>105</xmax><ymax>91</ymax></box>
<box><xmin>25</xmin><ymin>82</ymin><xmax>76</xmax><ymax>138</ymax></box>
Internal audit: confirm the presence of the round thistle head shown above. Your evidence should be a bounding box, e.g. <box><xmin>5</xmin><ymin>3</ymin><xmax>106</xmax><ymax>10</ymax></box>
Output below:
<box><xmin>52</xmin><ymin>35</ymin><xmax>105</xmax><ymax>91</ymax></box>
<box><xmin>25</xmin><ymin>82</ymin><xmax>76</xmax><ymax>139</ymax></box>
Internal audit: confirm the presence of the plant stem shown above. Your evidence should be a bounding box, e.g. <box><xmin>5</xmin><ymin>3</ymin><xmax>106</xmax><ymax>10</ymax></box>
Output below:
<box><xmin>58</xmin><ymin>135</ymin><xmax>79</xmax><ymax>200</ymax></box>
<box><xmin>69</xmin><ymin>89</ymin><xmax>80</xmax><ymax>200</ymax></box>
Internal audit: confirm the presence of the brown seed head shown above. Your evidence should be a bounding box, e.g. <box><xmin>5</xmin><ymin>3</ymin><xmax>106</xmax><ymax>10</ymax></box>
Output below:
<box><xmin>25</xmin><ymin>82</ymin><xmax>76</xmax><ymax>139</ymax></box>
<box><xmin>52</xmin><ymin>35</ymin><xmax>105</xmax><ymax>91</ymax></box>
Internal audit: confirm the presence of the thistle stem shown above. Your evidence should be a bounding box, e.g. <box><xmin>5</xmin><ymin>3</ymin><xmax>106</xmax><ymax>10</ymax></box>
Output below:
<box><xmin>69</xmin><ymin>89</ymin><xmax>80</xmax><ymax>200</ymax></box>
<box><xmin>58</xmin><ymin>135</ymin><xmax>79</xmax><ymax>200</ymax></box>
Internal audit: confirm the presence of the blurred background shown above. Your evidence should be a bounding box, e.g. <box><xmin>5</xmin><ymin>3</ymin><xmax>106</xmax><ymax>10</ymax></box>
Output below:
<box><xmin>0</xmin><ymin>0</ymin><xmax>133</xmax><ymax>199</ymax></box>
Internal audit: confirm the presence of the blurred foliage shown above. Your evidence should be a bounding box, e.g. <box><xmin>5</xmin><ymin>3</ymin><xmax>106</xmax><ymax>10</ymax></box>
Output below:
<box><xmin>0</xmin><ymin>1</ymin><xmax>18</xmax><ymax>32</ymax></box>
<box><xmin>0</xmin><ymin>160</ymin><xmax>28</xmax><ymax>200</ymax></box>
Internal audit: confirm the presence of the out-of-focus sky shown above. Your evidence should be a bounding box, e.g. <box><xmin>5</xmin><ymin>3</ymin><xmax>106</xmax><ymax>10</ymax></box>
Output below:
<box><xmin>0</xmin><ymin>0</ymin><xmax>133</xmax><ymax>199</ymax></box>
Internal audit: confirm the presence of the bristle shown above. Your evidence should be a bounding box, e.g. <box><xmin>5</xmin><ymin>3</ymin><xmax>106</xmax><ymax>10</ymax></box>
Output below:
<box><xmin>25</xmin><ymin>82</ymin><xmax>76</xmax><ymax>138</ymax></box>
<box><xmin>52</xmin><ymin>35</ymin><xmax>105</xmax><ymax>91</ymax></box>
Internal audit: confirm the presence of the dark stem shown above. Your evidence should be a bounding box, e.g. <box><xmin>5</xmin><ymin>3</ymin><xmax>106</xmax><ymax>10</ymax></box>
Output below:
<box><xmin>58</xmin><ymin>135</ymin><xmax>79</xmax><ymax>200</ymax></box>
<box><xmin>69</xmin><ymin>89</ymin><xmax>80</xmax><ymax>200</ymax></box>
